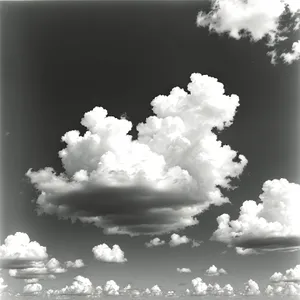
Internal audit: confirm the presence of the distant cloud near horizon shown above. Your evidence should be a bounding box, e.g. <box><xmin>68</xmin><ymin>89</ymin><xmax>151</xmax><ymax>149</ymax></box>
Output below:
<box><xmin>197</xmin><ymin>0</ymin><xmax>300</xmax><ymax>64</ymax></box>
<box><xmin>27</xmin><ymin>73</ymin><xmax>247</xmax><ymax>236</ymax></box>
<box><xmin>92</xmin><ymin>244</ymin><xmax>127</xmax><ymax>263</ymax></box>
<box><xmin>211</xmin><ymin>179</ymin><xmax>300</xmax><ymax>253</ymax></box>
<box><xmin>177</xmin><ymin>268</ymin><xmax>191</xmax><ymax>274</ymax></box>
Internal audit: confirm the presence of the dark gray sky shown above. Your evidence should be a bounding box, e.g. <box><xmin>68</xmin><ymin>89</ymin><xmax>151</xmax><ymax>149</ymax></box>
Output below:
<box><xmin>0</xmin><ymin>1</ymin><xmax>299</xmax><ymax>298</ymax></box>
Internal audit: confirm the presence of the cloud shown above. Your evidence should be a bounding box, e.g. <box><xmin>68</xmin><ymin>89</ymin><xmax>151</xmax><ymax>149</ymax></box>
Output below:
<box><xmin>177</xmin><ymin>268</ymin><xmax>191</xmax><ymax>274</ymax></box>
<box><xmin>65</xmin><ymin>259</ymin><xmax>85</xmax><ymax>269</ymax></box>
<box><xmin>235</xmin><ymin>247</ymin><xmax>259</xmax><ymax>256</ymax></box>
<box><xmin>92</xmin><ymin>244</ymin><xmax>127</xmax><ymax>263</ymax></box>
<box><xmin>165</xmin><ymin>290</ymin><xmax>177</xmax><ymax>297</ymax></box>
<box><xmin>265</xmin><ymin>282</ymin><xmax>300</xmax><ymax>297</ymax></box>
<box><xmin>190</xmin><ymin>277</ymin><xmax>233</xmax><ymax>296</ymax></box>
<box><xmin>270</xmin><ymin>265</ymin><xmax>300</xmax><ymax>283</ymax></box>
<box><xmin>9</xmin><ymin>258</ymin><xmax>66</xmax><ymax>280</ymax></box>
<box><xmin>242</xmin><ymin>279</ymin><xmax>260</xmax><ymax>296</ymax></box>
<box><xmin>145</xmin><ymin>238</ymin><xmax>165</xmax><ymax>248</ymax></box>
<box><xmin>0</xmin><ymin>277</ymin><xmax>7</xmax><ymax>294</ymax></box>
<box><xmin>0</xmin><ymin>232</ymin><xmax>48</xmax><ymax>269</ymax></box>
<box><xmin>150</xmin><ymin>285</ymin><xmax>163</xmax><ymax>296</ymax></box>
<box><xmin>196</xmin><ymin>0</ymin><xmax>300</xmax><ymax>64</ymax></box>
<box><xmin>281</xmin><ymin>40</ymin><xmax>300</xmax><ymax>63</ymax></box>
<box><xmin>103</xmin><ymin>280</ymin><xmax>120</xmax><ymax>296</ymax></box>
<box><xmin>211</xmin><ymin>179</ymin><xmax>300</xmax><ymax>253</ymax></box>
<box><xmin>25</xmin><ymin>278</ymin><xmax>39</xmax><ymax>284</ymax></box>
<box><xmin>205</xmin><ymin>265</ymin><xmax>227</xmax><ymax>276</ymax></box>
<box><xmin>169</xmin><ymin>234</ymin><xmax>190</xmax><ymax>247</ymax></box>
<box><xmin>27</xmin><ymin>73</ymin><xmax>247</xmax><ymax>236</ymax></box>
<box><xmin>191</xmin><ymin>240</ymin><xmax>202</xmax><ymax>248</ymax></box>
<box><xmin>47</xmin><ymin>276</ymin><xmax>93</xmax><ymax>296</ymax></box>
<box><xmin>23</xmin><ymin>283</ymin><xmax>43</xmax><ymax>296</ymax></box>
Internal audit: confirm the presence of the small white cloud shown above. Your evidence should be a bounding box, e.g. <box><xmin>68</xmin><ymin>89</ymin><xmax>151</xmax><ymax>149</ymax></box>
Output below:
<box><xmin>243</xmin><ymin>279</ymin><xmax>260</xmax><ymax>296</ymax></box>
<box><xmin>281</xmin><ymin>40</ymin><xmax>300</xmax><ymax>64</ymax></box>
<box><xmin>92</xmin><ymin>244</ymin><xmax>127</xmax><ymax>263</ymax></box>
<box><xmin>145</xmin><ymin>238</ymin><xmax>165</xmax><ymax>248</ymax></box>
<box><xmin>235</xmin><ymin>247</ymin><xmax>259</xmax><ymax>256</ymax></box>
<box><xmin>165</xmin><ymin>290</ymin><xmax>177</xmax><ymax>297</ymax></box>
<box><xmin>212</xmin><ymin>179</ymin><xmax>300</xmax><ymax>253</ymax></box>
<box><xmin>65</xmin><ymin>259</ymin><xmax>85</xmax><ymax>269</ymax></box>
<box><xmin>104</xmin><ymin>280</ymin><xmax>120</xmax><ymax>296</ymax></box>
<box><xmin>207</xmin><ymin>283</ymin><xmax>234</xmax><ymax>296</ymax></box>
<box><xmin>205</xmin><ymin>265</ymin><xmax>227</xmax><ymax>276</ymax></box>
<box><xmin>191</xmin><ymin>240</ymin><xmax>202</xmax><ymax>248</ymax></box>
<box><xmin>177</xmin><ymin>268</ymin><xmax>191</xmax><ymax>274</ymax></box>
<box><xmin>150</xmin><ymin>285</ymin><xmax>162</xmax><ymax>296</ymax></box>
<box><xmin>169</xmin><ymin>234</ymin><xmax>190</xmax><ymax>247</ymax></box>
<box><xmin>24</xmin><ymin>278</ymin><xmax>39</xmax><ymax>284</ymax></box>
<box><xmin>23</xmin><ymin>283</ymin><xmax>42</xmax><ymax>295</ymax></box>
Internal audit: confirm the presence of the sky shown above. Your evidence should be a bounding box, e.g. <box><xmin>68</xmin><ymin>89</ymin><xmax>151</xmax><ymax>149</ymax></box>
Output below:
<box><xmin>0</xmin><ymin>0</ymin><xmax>300</xmax><ymax>299</ymax></box>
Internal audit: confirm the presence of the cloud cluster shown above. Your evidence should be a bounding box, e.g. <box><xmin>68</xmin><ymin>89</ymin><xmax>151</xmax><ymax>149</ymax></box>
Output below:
<box><xmin>103</xmin><ymin>280</ymin><xmax>120</xmax><ymax>295</ymax></box>
<box><xmin>92</xmin><ymin>244</ymin><xmax>127</xmax><ymax>263</ymax></box>
<box><xmin>196</xmin><ymin>0</ymin><xmax>300</xmax><ymax>64</ymax></box>
<box><xmin>65</xmin><ymin>259</ymin><xmax>85</xmax><ymax>269</ymax></box>
<box><xmin>177</xmin><ymin>268</ymin><xmax>191</xmax><ymax>274</ymax></box>
<box><xmin>47</xmin><ymin>276</ymin><xmax>93</xmax><ymax>296</ymax></box>
<box><xmin>27</xmin><ymin>73</ymin><xmax>247</xmax><ymax>236</ymax></box>
<box><xmin>242</xmin><ymin>279</ymin><xmax>260</xmax><ymax>296</ymax></box>
<box><xmin>211</xmin><ymin>179</ymin><xmax>300</xmax><ymax>253</ymax></box>
<box><xmin>191</xmin><ymin>277</ymin><xmax>234</xmax><ymax>296</ymax></box>
<box><xmin>205</xmin><ymin>265</ymin><xmax>227</xmax><ymax>276</ymax></box>
<box><xmin>0</xmin><ymin>277</ymin><xmax>7</xmax><ymax>294</ymax></box>
<box><xmin>270</xmin><ymin>265</ymin><xmax>300</xmax><ymax>283</ymax></box>
<box><xmin>0</xmin><ymin>232</ymin><xmax>48</xmax><ymax>269</ymax></box>
<box><xmin>23</xmin><ymin>283</ymin><xmax>43</xmax><ymax>296</ymax></box>
<box><xmin>265</xmin><ymin>282</ymin><xmax>300</xmax><ymax>297</ymax></box>
<box><xmin>145</xmin><ymin>238</ymin><xmax>165</xmax><ymax>248</ymax></box>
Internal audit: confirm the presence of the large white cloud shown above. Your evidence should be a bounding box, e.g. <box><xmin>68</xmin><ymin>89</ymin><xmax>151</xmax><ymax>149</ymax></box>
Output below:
<box><xmin>196</xmin><ymin>0</ymin><xmax>300</xmax><ymax>64</ymax></box>
<box><xmin>0</xmin><ymin>232</ymin><xmax>48</xmax><ymax>269</ymax></box>
<box><xmin>27</xmin><ymin>73</ymin><xmax>247</xmax><ymax>236</ymax></box>
<box><xmin>205</xmin><ymin>265</ymin><xmax>227</xmax><ymax>276</ymax></box>
<box><xmin>145</xmin><ymin>237</ymin><xmax>165</xmax><ymax>248</ymax></box>
<box><xmin>92</xmin><ymin>244</ymin><xmax>127</xmax><ymax>263</ymax></box>
<box><xmin>211</xmin><ymin>179</ymin><xmax>300</xmax><ymax>253</ymax></box>
<box><xmin>281</xmin><ymin>40</ymin><xmax>300</xmax><ymax>64</ymax></box>
<box><xmin>169</xmin><ymin>234</ymin><xmax>190</xmax><ymax>247</ymax></box>
<box><xmin>150</xmin><ymin>285</ymin><xmax>163</xmax><ymax>296</ymax></box>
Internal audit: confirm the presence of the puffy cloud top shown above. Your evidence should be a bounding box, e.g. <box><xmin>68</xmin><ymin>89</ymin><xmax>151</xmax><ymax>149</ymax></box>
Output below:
<box><xmin>92</xmin><ymin>244</ymin><xmax>127</xmax><ymax>263</ymax></box>
<box><xmin>169</xmin><ymin>234</ymin><xmax>190</xmax><ymax>247</ymax></box>
<box><xmin>104</xmin><ymin>280</ymin><xmax>120</xmax><ymax>296</ymax></box>
<box><xmin>65</xmin><ymin>259</ymin><xmax>85</xmax><ymax>269</ymax></box>
<box><xmin>177</xmin><ymin>268</ymin><xmax>191</xmax><ymax>273</ymax></box>
<box><xmin>205</xmin><ymin>265</ymin><xmax>227</xmax><ymax>276</ymax></box>
<box><xmin>243</xmin><ymin>279</ymin><xmax>260</xmax><ymax>296</ymax></box>
<box><xmin>212</xmin><ymin>179</ymin><xmax>300</xmax><ymax>253</ymax></box>
<box><xmin>0</xmin><ymin>232</ymin><xmax>48</xmax><ymax>264</ymax></box>
<box><xmin>196</xmin><ymin>0</ymin><xmax>300</xmax><ymax>64</ymax></box>
<box><xmin>27</xmin><ymin>73</ymin><xmax>247</xmax><ymax>236</ymax></box>
<box><xmin>23</xmin><ymin>283</ymin><xmax>42</xmax><ymax>295</ymax></box>
<box><xmin>145</xmin><ymin>238</ymin><xmax>165</xmax><ymax>248</ymax></box>
<box><xmin>270</xmin><ymin>265</ymin><xmax>300</xmax><ymax>283</ymax></box>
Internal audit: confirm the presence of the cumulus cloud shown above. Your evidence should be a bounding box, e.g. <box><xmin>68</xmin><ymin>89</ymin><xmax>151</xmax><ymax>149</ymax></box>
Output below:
<box><xmin>177</xmin><ymin>268</ymin><xmax>191</xmax><ymax>274</ymax></box>
<box><xmin>145</xmin><ymin>238</ymin><xmax>165</xmax><ymax>248</ymax></box>
<box><xmin>196</xmin><ymin>0</ymin><xmax>300</xmax><ymax>64</ymax></box>
<box><xmin>9</xmin><ymin>258</ymin><xmax>66</xmax><ymax>280</ymax></box>
<box><xmin>0</xmin><ymin>232</ymin><xmax>48</xmax><ymax>269</ymax></box>
<box><xmin>25</xmin><ymin>278</ymin><xmax>39</xmax><ymax>284</ymax></box>
<box><xmin>211</xmin><ymin>179</ymin><xmax>300</xmax><ymax>253</ymax></box>
<box><xmin>281</xmin><ymin>40</ymin><xmax>300</xmax><ymax>63</ymax></box>
<box><xmin>205</xmin><ymin>265</ymin><xmax>227</xmax><ymax>276</ymax></box>
<box><xmin>150</xmin><ymin>285</ymin><xmax>163</xmax><ymax>296</ymax></box>
<box><xmin>242</xmin><ymin>279</ymin><xmax>260</xmax><ymax>296</ymax></box>
<box><xmin>104</xmin><ymin>280</ymin><xmax>120</xmax><ymax>296</ymax></box>
<box><xmin>0</xmin><ymin>277</ymin><xmax>7</xmax><ymax>293</ymax></box>
<box><xmin>47</xmin><ymin>276</ymin><xmax>93</xmax><ymax>296</ymax></box>
<box><xmin>191</xmin><ymin>240</ymin><xmax>202</xmax><ymax>248</ymax></box>
<box><xmin>23</xmin><ymin>283</ymin><xmax>43</xmax><ymax>295</ymax></box>
<box><xmin>191</xmin><ymin>277</ymin><xmax>234</xmax><ymax>296</ymax></box>
<box><xmin>270</xmin><ymin>265</ymin><xmax>300</xmax><ymax>283</ymax></box>
<box><xmin>169</xmin><ymin>234</ymin><xmax>190</xmax><ymax>247</ymax></box>
<box><xmin>27</xmin><ymin>73</ymin><xmax>247</xmax><ymax>236</ymax></box>
<box><xmin>235</xmin><ymin>247</ymin><xmax>259</xmax><ymax>256</ymax></box>
<box><xmin>165</xmin><ymin>290</ymin><xmax>177</xmax><ymax>297</ymax></box>
<box><xmin>265</xmin><ymin>282</ymin><xmax>300</xmax><ymax>297</ymax></box>
<box><xmin>65</xmin><ymin>259</ymin><xmax>85</xmax><ymax>269</ymax></box>
<box><xmin>92</xmin><ymin>244</ymin><xmax>127</xmax><ymax>263</ymax></box>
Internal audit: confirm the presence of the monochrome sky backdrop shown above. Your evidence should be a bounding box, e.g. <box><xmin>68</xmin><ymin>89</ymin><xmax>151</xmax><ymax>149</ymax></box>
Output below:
<box><xmin>0</xmin><ymin>1</ymin><xmax>299</xmax><ymax>299</ymax></box>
